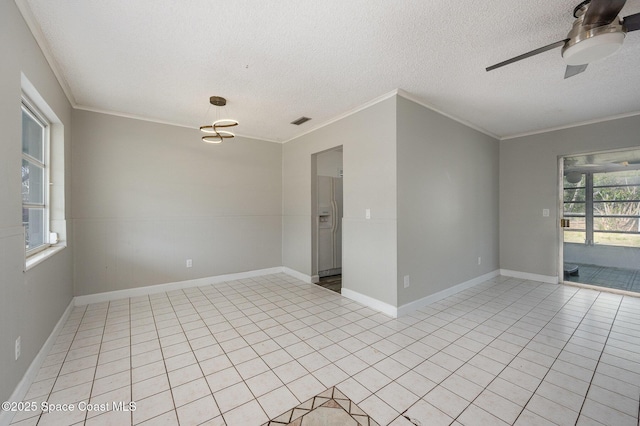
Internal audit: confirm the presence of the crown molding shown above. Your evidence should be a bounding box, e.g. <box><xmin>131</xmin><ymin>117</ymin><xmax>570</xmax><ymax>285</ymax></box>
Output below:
<box><xmin>15</xmin><ymin>0</ymin><xmax>77</xmax><ymax>107</ymax></box>
<box><xmin>396</xmin><ymin>89</ymin><xmax>500</xmax><ymax>140</ymax></box>
<box><xmin>284</xmin><ymin>88</ymin><xmax>502</xmax><ymax>144</ymax></box>
<box><xmin>501</xmin><ymin>109</ymin><xmax>640</xmax><ymax>141</ymax></box>
<box><xmin>283</xmin><ymin>89</ymin><xmax>400</xmax><ymax>144</ymax></box>
<box><xmin>74</xmin><ymin>105</ymin><xmax>281</xmax><ymax>144</ymax></box>
<box><xmin>14</xmin><ymin>1</ymin><xmax>640</xmax><ymax>146</ymax></box>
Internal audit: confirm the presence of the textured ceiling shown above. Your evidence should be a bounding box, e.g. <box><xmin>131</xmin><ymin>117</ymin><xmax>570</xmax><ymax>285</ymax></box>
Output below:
<box><xmin>17</xmin><ymin>0</ymin><xmax>640</xmax><ymax>142</ymax></box>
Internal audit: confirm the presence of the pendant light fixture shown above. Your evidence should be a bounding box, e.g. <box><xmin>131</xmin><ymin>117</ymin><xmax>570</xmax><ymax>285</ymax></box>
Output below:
<box><xmin>200</xmin><ymin>96</ymin><xmax>238</xmax><ymax>144</ymax></box>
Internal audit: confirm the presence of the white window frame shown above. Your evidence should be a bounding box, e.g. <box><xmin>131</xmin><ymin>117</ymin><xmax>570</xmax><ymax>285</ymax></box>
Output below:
<box><xmin>21</xmin><ymin>95</ymin><xmax>51</xmax><ymax>258</ymax></box>
<box><xmin>564</xmin><ymin>170</ymin><xmax>640</xmax><ymax>246</ymax></box>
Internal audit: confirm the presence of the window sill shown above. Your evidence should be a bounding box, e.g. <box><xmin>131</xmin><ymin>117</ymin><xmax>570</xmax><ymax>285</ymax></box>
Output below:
<box><xmin>25</xmin><ymin>244</ymin><xmax>66</xmax><ymax>272</ymax></box>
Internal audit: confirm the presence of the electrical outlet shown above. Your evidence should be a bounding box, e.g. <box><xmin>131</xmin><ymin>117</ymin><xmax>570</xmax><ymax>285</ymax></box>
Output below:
<box><xmin>15</xmin><ymin>336</ymin><xmax>21</xmax><ymax>360</ymax></box>
<box><xmin>543</xmin><ymin>209</ymin><xmax>550</xmax><ymax>217</ymax></box>
<box><xmin>478</xmin><ymin>257</ymin><xmax>482</xmax><ymax>265</ymax></box>
<box><xmin>186</xmin><ymin>259</ymin><xmax>192</xmax><ymax>268</ymax></box>
<box><xmin>404</xmin><ymin>275</ymin><xmax>410</xmax><ymax>288</ymax></box>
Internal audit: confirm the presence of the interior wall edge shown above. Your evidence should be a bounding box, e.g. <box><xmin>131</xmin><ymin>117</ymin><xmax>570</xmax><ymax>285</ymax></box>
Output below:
<box><xmin>341</xmin><ymin>288</ymin><xmax>398</xmax><ymax>318</ymax></box>
<box><xmin>281</xmin><ymin>267</ymin><xmax>313</xmax><ymax>284</ymax></box>
<box><xmin>396</xmin><ymin>269</ymin><xmax>501</xmax><ymax>317</ymax></box>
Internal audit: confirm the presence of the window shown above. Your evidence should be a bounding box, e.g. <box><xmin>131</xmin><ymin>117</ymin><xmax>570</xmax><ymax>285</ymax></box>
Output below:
<box><xmin>21</xmin><ymin>98</ymin><xmax>50</xmax><ymax>255</ymax></box>
<box><xmin>564</xmin><ymin>169</ymin><xmax>640</xmax><ymax>247</ymax></box>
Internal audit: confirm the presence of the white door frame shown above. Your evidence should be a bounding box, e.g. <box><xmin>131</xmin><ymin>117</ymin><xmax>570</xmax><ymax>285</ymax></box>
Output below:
<box><xmin>557</xmin><ymin>155</ymin><xmax>565</xmax><ymax>284</ymax></box>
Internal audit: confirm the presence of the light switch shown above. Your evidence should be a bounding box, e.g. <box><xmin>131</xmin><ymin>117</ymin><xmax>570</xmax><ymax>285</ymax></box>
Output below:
<box><xmin>365</xmin><ymin>209</ymin><xmax>371</xmax><ymax>219</ymax></box>
<box><xmin>543</xmin><ymin>209</ymin><xmax>549</xmax><ymax>217</ymax></box>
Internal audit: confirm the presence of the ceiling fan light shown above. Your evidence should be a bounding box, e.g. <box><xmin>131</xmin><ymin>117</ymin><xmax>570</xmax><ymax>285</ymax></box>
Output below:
<box><xmin>566</xmin><ymin>171</ymin><xmax>583</xmax><ymax>183</ymax></box>
<box><xmin>562</xmin><ymin>32</ymin><xmax>625</xmax><ymax>65</ymax></box>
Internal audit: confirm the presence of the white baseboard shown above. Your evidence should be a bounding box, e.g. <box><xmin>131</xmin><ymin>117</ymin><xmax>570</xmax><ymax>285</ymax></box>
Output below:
<box><xmin>0</xmin><ymin>299</ymin><xmax>74</xmax><ymax>426</ymax></box>
<box><xmin>341</xmin><ymin>288</ymin><xmax>398</xmax><ymax>318</ymax></box>
<box><xmin>74</xmin><ymin>267</ymin><xmax>284</xmax><ymax>306</ymax></box>
<box><xmin>341</xmin><ymin>270</ymin><xmax>503</xmax><ymax>318</ymax></box>
<box><xmin>397</xmin><ymin>270</ymin><xmax>500</xmax><ymax>317</ymax></box>
<box><xmin>4</xmin><ymin>266</ymin><xmax>297</xmax><ymax>425</ymax></box>
<box><xmin>500</xmin><ymin>269</ymin><xmax>559</xmax><ymax>284</ymax></box>
<box><xmin>1</xmin><ymin>266</ymin><xmax>525</xmax><ymax>426</ymax></box>
<box><xmin>282</xmin><ymin>267</ymin><xmax>313</xmax><ymax>284</ymax></box>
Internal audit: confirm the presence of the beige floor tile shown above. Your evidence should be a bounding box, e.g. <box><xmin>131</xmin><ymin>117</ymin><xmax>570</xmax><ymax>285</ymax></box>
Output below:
<box><xmin>526</xmin><ymin>394</ymin><xmax>579</xmax><ymax>425</ymax></box>
<box><xmin>286</xmin><ymin>374</ymin><xmax>325</xmax><ymax>403</ymax></box>
<box><xmin>213</xmin><ymin>382</ymin><xmax>254</xmax><ymax>413</ymax></box>
<box><xmin>171</xmin><ymin>377</ymin><xmax>211</xmax><ymax>408</ymax></box>
<box><xmin>404</xmin><ymin>400</ymin><xmax>454</xmax><ymax>426</ymax></box>
<box><xmin>131</xmin><ymin>374</ymin><xmax>169</xmax><ymax>402</ymax></box>
<box><xmin>375</xmin><ymin>381</ymin><xmax>419</xmax><ymax>413</ymax></box>
<box><xmin>176</xmin><ymin>395</ymin><xmax>220</xmax><ymax>426</ymax></box>
<box><xmin>132</xmin><ymin>390</ymin><xmax>174</xmax><ymax>424</ymax></box>
<box><xmin>84</xmin><ymin>409</ymin><xmax>132</xmax><ymax>425</ymax></box>
<box><xmin>14</xmin><ymin>275</ymin><xmax>640</xmax><ymax>426</ymax></box>
<box><xmin>353</xmin><ymin>367</ymin><xmax>393</xmax><ymax>393</ymax></box>
<box><xmin>474</xmin><ymin>389</ymin><xmax>522</xmax><ymax>424</ymax></box>
<box><xmin>51</xmin><ymin>367</ymin><xmax>96</xmax><ymax>393</ymax></box>
<box><xmin>205</xmin><ymin>366</ymin><xmax>242</xmax><ymax>393</ymax></box>
<box><xmin>358</xmin><ymin>394</ymin><xmax>399</xmax><ymax>425</ymax></box>
<box><xmin>137</xmin><ymin>409</ymin><xmax>178</xmax><ymax>425</ymax></box>
<box><xmin>256</xmin><ymin>385</ymin><xmax>299</xmax><ymax>419</ymax></box>
<box><xmin>458</xmin><ymin>403</ymin><xmax>510</xmax><ymax>426</ymax></box>
<box><xmin>245</xmin><ymin>370</ymin><xmax>284</xmax><ymax>397</ymax></box>
<box><xmin>222</xmin><ymin>400</ymin><xmax>268</xmax><ymax>426</ymax></box>
<box><xmin>423</xmin><ymin>385</ymin><xmax>470</xmax><ymax>419</ymax></box>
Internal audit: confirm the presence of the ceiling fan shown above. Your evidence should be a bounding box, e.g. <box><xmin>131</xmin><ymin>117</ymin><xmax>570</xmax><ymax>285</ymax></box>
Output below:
<box><xmin>486</xmin><ymin>0</ymin><xmax>640</xmax><ymax>78</ymax></box>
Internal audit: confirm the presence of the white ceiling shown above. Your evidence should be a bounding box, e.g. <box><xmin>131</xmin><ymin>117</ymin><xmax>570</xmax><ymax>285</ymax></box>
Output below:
<box><xmin>17</xmin><ymin>0</ymin><xmax>640</xmax><ymax>142</ymax></box>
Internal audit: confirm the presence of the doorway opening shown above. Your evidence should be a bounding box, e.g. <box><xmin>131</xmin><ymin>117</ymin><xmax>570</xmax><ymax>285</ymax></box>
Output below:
<box><xmin>311</xmin><ymin>146</ymin><xmax>343</xmax><ymax>293</ymax></box>
<box><xmin>560</xmin><ymin>147</ymin><xmax>640</xmax><ymax>293</ymax></box>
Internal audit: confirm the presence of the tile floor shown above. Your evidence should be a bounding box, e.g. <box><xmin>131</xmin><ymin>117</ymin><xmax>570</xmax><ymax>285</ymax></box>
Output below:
<box><xmin>564</xmin><ymin>263</ymin><xmax>640</xmax><ymax>293</ymax></box>
<box><xmin>7</xmin><ymin>273</ymin><xmax>640</xmax><ymax>426</ymax></box>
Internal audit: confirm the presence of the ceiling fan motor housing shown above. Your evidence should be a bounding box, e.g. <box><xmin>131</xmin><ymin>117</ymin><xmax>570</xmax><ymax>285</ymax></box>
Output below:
<box><xmin>562</xmin><ymin>4</ymin><xmax>626</xmax><ymax>65</ymax></box>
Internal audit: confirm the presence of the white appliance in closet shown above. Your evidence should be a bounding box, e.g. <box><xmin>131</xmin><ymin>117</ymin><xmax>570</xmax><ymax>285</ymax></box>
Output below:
<box><xmin>317</xmin><ymin>176</ymin><xmax>342</xmax><ymax>277</ymax></box>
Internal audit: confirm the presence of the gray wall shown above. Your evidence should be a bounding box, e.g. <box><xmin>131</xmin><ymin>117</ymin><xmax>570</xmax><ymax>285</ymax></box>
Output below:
<box><xmin>500</xmin><ymin>115</ymin><xmax>640</xmax><ymax>277</ymax></box>
<box><xmin>0</xmin><ymin>1</ymin><xmax>74</xmax><ymax>402</ymax></box>
<box><xmin>396</xmin><ymin>97</ymin><xmax>499</xmax><ymax>306</ymax></box>
<box><xmin>283</xmin><ymin>97</ymin><xmax>398</xmax><ymax>306</ymax></box>
<box><xmin>72</xmin><ymin>110</ymin><xmax>283</xmax><ymax>296</ymax></box>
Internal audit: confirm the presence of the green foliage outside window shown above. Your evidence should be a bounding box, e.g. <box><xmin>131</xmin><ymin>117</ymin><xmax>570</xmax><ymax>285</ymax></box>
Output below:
<box><xmin>563</xmin><ymin>169</ymin><xmax>640</xmax><ymax>247</ymax></box>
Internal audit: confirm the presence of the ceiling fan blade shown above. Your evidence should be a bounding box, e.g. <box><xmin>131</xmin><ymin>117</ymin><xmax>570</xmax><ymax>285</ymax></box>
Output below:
<box><xmin>623</xmin><ymin>12</ymin><xmax>640</xmax><ymax>31</ymax></box>
<box><xmin>486</xmin><ymin>39</ymin><xmax>568</xmax><ymax>72</ymax></box>
<box><xmin>564</xmin><ymin>64</ymin><xmax>588</xmax><ymax>79</ymax></box>
<box><xmin>583</xmin><ymin>0</ymin><xmax>626</xmax><ymax>26</ymax></box>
